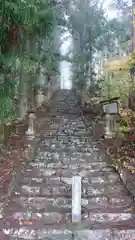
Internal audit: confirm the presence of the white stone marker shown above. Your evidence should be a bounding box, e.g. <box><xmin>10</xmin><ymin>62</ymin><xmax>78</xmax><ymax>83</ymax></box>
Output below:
<box><xmin>72</xmin><ymin>176</ymin><xmax>81</xmax><ymax>222</ymax></box>
<box><xmin>104</xmin><ymin>114</ymin><xmax>113</xmax><ymax>138</ymax></box>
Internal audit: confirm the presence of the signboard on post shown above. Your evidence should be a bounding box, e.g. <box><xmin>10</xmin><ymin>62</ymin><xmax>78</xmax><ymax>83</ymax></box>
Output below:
<box><xmin>100</xmin><ymin>97</ymin><xmax>119</xmax><ymax>115</ymax></box>
<box><xmin>103</xmin><ymin>102</ymin><xmax>118</xmax><ymax>114</ymax></box>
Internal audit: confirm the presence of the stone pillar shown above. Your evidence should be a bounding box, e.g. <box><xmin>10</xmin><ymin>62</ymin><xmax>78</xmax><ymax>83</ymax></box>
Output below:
<box><xmin>104</xmin><ymin>114</ymin><xmax>113</xmax><ymax>138</ymax></box>
<box><xmin>26</xmin><ymin>111</ymin><xmax>36</xmax><ymax>140</ymax></box>
<box><xmin>72</xmin><ymin>176</ymin><xmax>81</xmax><ymax>223</ymax></box>
<box><xmin>36</xmin><ymin>89</ymin><xmax>44</xmax><ymax>107</ymax></box>
<box><xmin>104</xmin><ymin>114</ymin><xmax>118</xmax><ymax>138</ymax></box>
<box><xmin>111</xmin><ymin>115</ymin><xmax>117</xmax><ymax>133</ymax></box>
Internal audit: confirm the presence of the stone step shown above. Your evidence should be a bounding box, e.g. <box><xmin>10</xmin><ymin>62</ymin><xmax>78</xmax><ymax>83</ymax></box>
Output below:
<box><xmin>13</xmin><ymin>181</ymin><xmax>128</xmax><ymax>198</ymax></box>
<box><xmin>39</xmin><ymin>140</ymin><xmax>91</xmax><ymax>148</ymax></box>
<box><xmin>2</xmin><ymin>211</ymin><xmax>135</xmax><ymax>230</ymax></box>
<box><xmin>75</xmin><ymin>229</ymin><xmax>135</xmax><ymax>240</ymax></box>
<box><xmin>43</xmin><ymin>132</ymin><xmax>90</xmax><ymax>137</ymax></box>
<box><xmin>36</xmin><ymin>151</ymin><xmax>104</xmax><ymax>162</ymax></box>
<box><xmin>21</xmin><ymin>167</ymin><xmax>113</xmax><ymax>179</ymax></box>
<box><xmin>2</xmin><ymin>226</ymin><xmax>72</xmax><ymax>240</ymax></box>
<box><xmin>18</xmin><ymin>172</ymin><xmax>120</xmax><ymax>185</ymax></box>
<box><xmin>28</xmin><ymin>161</ymin><xmax>108</xmax><ymax>170</ymax></box>
<box><xmin>36</xmin><ymin>147</ymin><xmax>94</xmax><ymax>153</ymax></box>
<box><xmin>50</xmin><ymin>138</ymin><xmax>89</xmax><ymax>143</ymax></box>
<box><xmin>51</xmin><ymin>135</ymin><xmax>89</xmax><ymax>140</ymax></box>
<box><xmin>4</xmin><ymin>196</ymin><xmax>134</xmax><ymax>214</ymax></box>
<box><xmin>47</xmin><ymin>144</ymin><xmax>93</xmax><ymax>150</ymax></box>
<box><xmin>49</xmin><ymin>127</ymin><xmax>86</xmax><ymax>131</ymax></box>
<box><xmin>2</xmin><ymin>226</ymin><xmax>135</xmax><ymax>239</ymax></box>
<box><xmin>39</xmin><ymin>145</ymin><xmax>93</xmax><ymax>151</ymax></box>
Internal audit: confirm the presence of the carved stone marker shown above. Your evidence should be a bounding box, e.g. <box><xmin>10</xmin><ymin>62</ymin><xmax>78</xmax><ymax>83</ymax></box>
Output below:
<box><xmin>72</xmin><ymin>176</ymin><xmax>81</xmax><ymax>223</ymax></box>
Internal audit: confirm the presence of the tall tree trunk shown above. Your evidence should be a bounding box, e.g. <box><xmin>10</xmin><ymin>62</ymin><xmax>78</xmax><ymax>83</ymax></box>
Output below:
<box><xmin>89</xmin><ymin>40</ymin><xmax>93</xmax><ymax>84</ymax></box>
<box><xmin>18</xmin><ymin>36</ymin><xmax>27</xmax><ymax>120</ymax></box>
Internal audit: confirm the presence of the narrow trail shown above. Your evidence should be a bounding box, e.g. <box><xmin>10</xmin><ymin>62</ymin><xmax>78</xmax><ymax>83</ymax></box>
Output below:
<box><xmin>0</xmin><ymin>90</ymin><xmax>135</xmax><ymax>239</ymax></box>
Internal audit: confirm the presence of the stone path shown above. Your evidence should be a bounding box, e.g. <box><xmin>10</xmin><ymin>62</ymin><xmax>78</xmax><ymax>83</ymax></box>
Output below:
<box><xmin>0</xmin><ymin>90</ymin><xmax>135</xmax><ymax>239</ymax></box>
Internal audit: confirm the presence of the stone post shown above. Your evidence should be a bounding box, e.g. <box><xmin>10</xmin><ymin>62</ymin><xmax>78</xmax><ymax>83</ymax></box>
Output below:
<box><xmin>25</xmin><ymin>111</ymin><xmax>36</xmax><ymax>140</ymax></box>
<box><xmin>104</xmin><ymin>114</ymin><xmax>119</xmax><ymax>138</ymax></box>
<box><xmin>103</xmin><ymin>100</ymin><xmax>119</xmax><ymax>138</ymax></box>
<box><xmin>72</xmin><ymin>176</ymin><xmax>81</xmax><ymax>223</ymax></box>
<box><xmin>104</xmin><ymin>114</ymin><xmax>113</xmax><ymax>138</ymax></box>
<box><xmin>111</xmin><ymin>115</ymin><xmax>117</xmax><ymax>133</ymax></box>
<box><xmin>36</xmin><ymin>88</ymin><xmax>44</xmax><ymax>107</ymax></box>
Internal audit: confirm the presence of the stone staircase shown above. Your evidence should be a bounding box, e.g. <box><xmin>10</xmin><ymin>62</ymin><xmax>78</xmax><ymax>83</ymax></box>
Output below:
<box><xmin>1</xmin><ymin>90</ymin><xmax>135</xmax><ymax>239</ymax></box>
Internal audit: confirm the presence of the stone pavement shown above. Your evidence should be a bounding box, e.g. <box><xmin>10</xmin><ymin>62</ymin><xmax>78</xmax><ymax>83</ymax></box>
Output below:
<box><xmin>0</xmin><ymin>90</ymin><xmax>135</xmax><ymax>239</ymax></box>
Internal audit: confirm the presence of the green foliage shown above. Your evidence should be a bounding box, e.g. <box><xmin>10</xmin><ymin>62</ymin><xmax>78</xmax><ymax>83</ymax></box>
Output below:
<box><xmin>23</xmin><ymin>58</ymin><xmax>38</xmax><ymax>74</ymax></box>
<box><xmin>0</xmin><ymin>53</ymin><xmax>18</xmax><ymax>73</ymax></box>
<box><xmin>103</xmin><ymin>70</ymin><xmax>131</xmax><ymax>108</ymax></box>
<box><xmin>0</xmin><ymin>0</ymin><xmax>60</xmax><ymax>120</ymax></box>
<box><xmin>68</xmin><ymin>0</ymin><xmax>131</xmax><ymax>98</ymax></box>
<box><xmin>0</xmin><ymin>97</ymin><xmax>16</xmax><ymax>120</ymax></box>
<box><xmin>0</xmin><ymin>77</ymin><xmax>15</xmax><ymax>98</ymax></box>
